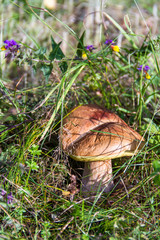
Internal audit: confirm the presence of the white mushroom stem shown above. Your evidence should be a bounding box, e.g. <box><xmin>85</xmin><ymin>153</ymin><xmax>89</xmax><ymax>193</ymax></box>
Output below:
<box><xmin>82</xmin><ymin>160</ymin><xmax>114</xmax><ymax>194</ymax></box>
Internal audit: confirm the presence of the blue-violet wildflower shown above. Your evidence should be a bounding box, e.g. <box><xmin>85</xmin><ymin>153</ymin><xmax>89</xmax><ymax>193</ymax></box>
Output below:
<box><xmin>2</xmin><ymin>39</ymin><xmax>20</xmax><ymax>58</ymax></box>
<box><xmin>104</xmin><ymin>39</ymin><xmax>114</xmax><ymax>45</ymax></box>
<box><xmin>144</xmin><ymin>65</ymin><xmax>150</xmax><ymax>72</ymax></box>
<box><xmin>7</xmin><ymin>192</ymin><xmax>13</xmax><ymax>204</ymax></box>
<box><xmin>137</xmin><ymin>65</ymin><xmax>150</xmax><ymax>72</ymax></box>
<box><xmin>85</xmin><ymin>45</ymin><xmax>95</xmax><ymax>52</ymax></box>
<box><xmin>137</xmin><ymin>64</ymin><xmax>151</xmax><ymax>79</ymax></box>
<box><xmin>137</xmin><ymin>65</ymin><xmax>143</xmax><ymax>71</ymax></box>
<box><xmin>1</xmin><ymin>189</ymin><xmax>7</xmax><ymax>196</ymax></box>
<box><xmin>105</xmin><ymin>39</ymin><xmax>120</xmax><ymax>52</ymax></box>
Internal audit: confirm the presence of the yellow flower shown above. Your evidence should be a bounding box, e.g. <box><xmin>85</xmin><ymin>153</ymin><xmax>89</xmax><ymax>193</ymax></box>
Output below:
<box><xmin>145</xmin><ymin>72</ymin><xmax>151</xmax><ymax>79</ymax></box>
<box><xmin>1</xmin><ymin>46</ymin><xmax>6</xmax><ymax>51</ymax></box>
<box><xmin>111</xmin><ymin>45</ymin><xmax>120</xmax><ymax>52</ymax></box>
<box><xmin>82</xmin><ymin>51</ymin><xmax>87</xmax><ymax>60</ymax></box>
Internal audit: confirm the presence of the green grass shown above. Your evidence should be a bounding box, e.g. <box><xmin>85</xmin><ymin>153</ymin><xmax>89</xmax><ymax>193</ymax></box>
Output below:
<box><xmin>0</xmin><ymin>0</ymin><xmax>160</xmax><ymax>239</ymax></box>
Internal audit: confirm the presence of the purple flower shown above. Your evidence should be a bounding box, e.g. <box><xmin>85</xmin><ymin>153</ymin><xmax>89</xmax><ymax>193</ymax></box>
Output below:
<box><xmin>137</xmin><ymin>65</ymin><xmax>150</xmax><ymax>72</ymax></box>
<box><xmin>144</xmin><ymin>65</ymin><xmax>150</xmax><ymax>71</ymax></box>
<box><xmin>3</xmin><ymin>39</ymin><xmax>20</xmax><ymax>58</ymax></box>
<box><xmin>85</xmin><ymin>45</ymin><xmax>95</xmax><ymax>52</ymax></box>
<box><xmin>137</xmin><ymin>65</ymin><xmax>143</xmax><ymax>71</ymax></box>
<box><xmin>104</xmin><ymin>39</ymin><xmax>113</xmax><ymax>45</ymax></box>
<box><xmin>4</xmin><ymin>39</ymin><xmax>20</xmax><ymax>49</ymax></box>
<box><xmin>1</xmin><ymin>189</ymin><xmax>7</xmax><ymax>196</ymax></box>
<box><xmin>7</xmin><ymin>192</ymin><xmax>13</xmax><ymax>204</ymax></box>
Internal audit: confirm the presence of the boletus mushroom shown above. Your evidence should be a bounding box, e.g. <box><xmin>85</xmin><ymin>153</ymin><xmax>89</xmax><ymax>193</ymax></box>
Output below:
<box><xmin>60</xmin><ymin>105</ymin><xmax>145</xmax><ymax>195</ymax></box>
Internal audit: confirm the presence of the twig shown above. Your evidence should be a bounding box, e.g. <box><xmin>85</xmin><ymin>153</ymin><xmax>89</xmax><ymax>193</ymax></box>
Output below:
<box><xmin>57</xmin><ymin>216</ymin><xmax>74</xmax><ymax>237</ymax></box>
<box><xmin>120</xmin><ymin>176</ymin><xmax>129</xmax><ymax>199</ymax></box>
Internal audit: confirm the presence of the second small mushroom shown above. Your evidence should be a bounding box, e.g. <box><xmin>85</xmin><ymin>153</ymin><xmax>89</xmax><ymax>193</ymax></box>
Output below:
<box><xmin>61</xmin><ymin>105</ymin><xmax>145</xmax><ymax>195</ymax></box>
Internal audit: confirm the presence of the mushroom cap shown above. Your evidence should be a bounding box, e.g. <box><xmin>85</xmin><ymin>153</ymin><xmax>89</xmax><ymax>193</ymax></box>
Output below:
<box><xmin>61</xmin><ymin>105</ymin><xmax>145</xmax><ymax>161</ymax></box>
<box><xmin>62</xmin><ymin>105</ymin><xmax>127</xmax><ymax>150</ymax></box>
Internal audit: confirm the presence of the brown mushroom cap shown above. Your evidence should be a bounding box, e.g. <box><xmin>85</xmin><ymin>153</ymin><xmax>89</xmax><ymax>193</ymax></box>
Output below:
<box><xmin>62</xmin><ymin>105</ymin><xmax>144</xmax><ymax>158</ymax></box>
<box><xmin>67</xmin><ymin>122</ymin><xmax>145</xmax><ymax>162</ymax></box>
<box><xmin>62</xmin><ymin>105</ymin><xmax>127</xmax><ymax>150</ymax></box>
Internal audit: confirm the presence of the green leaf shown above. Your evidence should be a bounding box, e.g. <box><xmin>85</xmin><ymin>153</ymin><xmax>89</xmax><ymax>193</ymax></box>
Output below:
<box><xmin>82</xmin><ymin>234</ymin><xmax>89</xmax><ymax>240</ymax></box>
<box><xmin>118</xmin><ymin>107</ymin><xmax>133</xmax><ymax>114</ymax></box>
<box><xmin>153</xmin><ymin>175</ymin><xmax>160</xmax><ymax>186</ymax></box>
<box><xmin>109</xmin><ymin>238</ymin><xmax>119</xmax><ymax>240</ymax></box>
<box><xmin>35</xmin><ymin>47</ymin><xmax>46</xmax><ymax>60</ymax></box>
<box><xmin>152</xmin><ymin>160</ymin><xmax>160</xmax><ymax>186</ymax></box>
<box><xmin>49</xmin><ymin>36</ymin><xmax>65</xmax><ymax>60</ymax></box>
<box><xmin>153</xmin><ymin>160</ymin><xmax>160</xmax><ymax>172</ymax></box>
<box><xmin>40</xmin><ymin>63</ymin><xmax>53</xmax><ymax>81</ymax></box>
<box><xmin>76</xmin><ymin>31</ymin><xmax>85</xmax><ymax>58</ymax></box>
<box><xmin>49</xmin><ymin>36</ymin><xmax>68</xmax><ymax>73</ymax></box>
<box><xmin>28</xmin><ymin>144</ymin><xmax>42</xmax><ymax>156</ymax></box>
<box><xmin>59</xmin><ymin>61</ymin><xmax>68</xmax><ymax>74</ymax></box>
<box><xmin>26</xmin><ymin>161</ymin><xmax>39</xmax><ymax>171</ymax></box>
